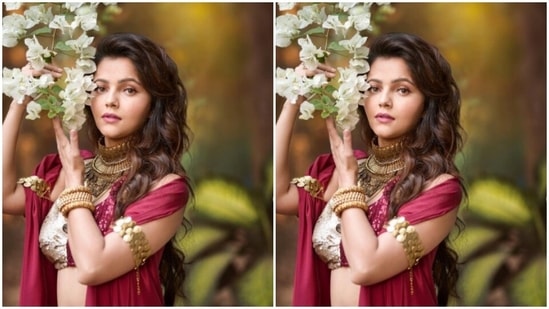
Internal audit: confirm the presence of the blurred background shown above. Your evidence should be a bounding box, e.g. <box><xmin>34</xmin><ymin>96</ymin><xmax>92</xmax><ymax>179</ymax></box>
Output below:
<box><xmin>276</xmin><ymin>2</ymin><xmax>546</xmax><ymax>306</ymax></box>
<box><xmin>3</xmin><ymin>3</ymin><xmax>273</xmax><ymax>306</ymax></box>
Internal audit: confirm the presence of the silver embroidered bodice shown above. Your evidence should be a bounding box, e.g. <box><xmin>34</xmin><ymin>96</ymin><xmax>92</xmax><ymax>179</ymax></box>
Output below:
<box><xmin>312</xmin><ymin>197</ymin><xmax>342</xmax><ymax>270</ymax></box>
<box><xmin>38</xmin><ymin>199</ymin><xmax>68</xmax><ymax>270</ymax></box>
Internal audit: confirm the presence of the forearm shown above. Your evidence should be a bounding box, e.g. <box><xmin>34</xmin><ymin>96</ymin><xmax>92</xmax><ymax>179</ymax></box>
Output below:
<box><xmin>67</xmin><ymin>209</ymin><xmax>107</xmax><ymax>276</ymax></box>
<box><xmin>340</xmin><ymin>208</ymin><xmax>379</xmax><ymax>282</ymax></box>
<box><xmin>275</xmin><ymin>101</ymin><xmax>299</xmax><ymax>201</ymax></box>
<box><xmin>2</xmin><ymin>100</ymin><xmax>27</xmax><ymax>200</ymax></box>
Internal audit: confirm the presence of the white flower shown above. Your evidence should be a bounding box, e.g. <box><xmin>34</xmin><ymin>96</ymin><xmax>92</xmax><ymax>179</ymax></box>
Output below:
<box><xmin>24</xmin><ymin>4</ymin><xmax>54</xmax><ymax>28</ymax></box>
<box><xmin>299</xmin><ymin>101</ymin><xmax>315</xmax><ymax>120</ymax></box>
<box><xmin>297</xmin><ymin>4</ymin><xmax>326</xmax><ymax>28</ymax></box>
<box><xmin>349</xmin><ymin>4</ymin><xmax>372</xmax><ymax>31</ymax></box>
<box><xmin>298</xmin><ymin>35</ymin><xmax>325</xmax><ymax>70</ymax></box>
<box><xmin>64</xmin><ymin>2</ymin><xmax>85</xmax><ymax>12</ymax></box>
<box><xmin>49</xmin><ymin>14</ymin><xmax>78</xmax><ymax>36</ymax></box>
<box><xmin>24</xmin><ymin>36</ymin><xmax>54</xmax><ymax>70</ymax></box>
<box><xmin>26</xmin><ymin>101</ymin><xmax>42</xmax><ymax>120</ymax></box>
<box><xmin>4</xmin><ymin>2</ymin><xmax>22</xmax><ymax>11</ymax></box>
<box><xmin>276</xmin><ymin>14</ymin><xmax>300</xmax><ymax>48</ymax></box>
<box><xmin>2</xmin><ymin>14</ymin><xmax>27</xmax><ymax>47</ymax></box>
<box><xmin>76</xmin><ymin>58</ymin><xmax>96</xmax><ymax>74</ymax></box>
<box><xmin>349</xmin><ymin>58</ymin><xmax>370</xmax><ymax>75</ymax></box>
<box><xmin>304</xmin><ymin>73</ymin><xmax>329</xmax><ymax>89</ymax></box>
<box><xmin>339</xmin><ymin>32</ymin><xmax>367</xmax><ymax>54</ymax></box>
<box><xmin>338</xmin><ymin>2</ymin><xmax>359</xmax><ymax>12</ymax></box>
<box><xmin>2</xmin><ymin>68</ymin><xmax>36</xmax><ymax>103</ymax></box>
<box><xmin>75</xmin><ymin>5</ymin><xmax>99</xmax><ymax>31</ymax></box>
<box><xmin>65</xmin><ymin>32</ymin><xmax>94</xmax><ymax>54</ymax></box>
<box><xmin>275</xmin><ymin>67</ymin><xmax>310</xmax><ymax>104</ymax></box>
<box><xmin>322</xmin><ymin>15</ymin><xmax>352</xmax><ymax>37</ymax></box>
<box><xmin>278</xmin><ymin>2</ymin><xmax>295</xmax><ymax>11</ymax></box>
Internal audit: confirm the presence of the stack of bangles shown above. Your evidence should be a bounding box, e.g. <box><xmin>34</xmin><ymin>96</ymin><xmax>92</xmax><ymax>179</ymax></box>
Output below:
<box><xmin>57</xmin><ymin>185</ymin><xmax>95</xmax><ymax>217</ymax></box>
<box><xmin>331</xmin><ymin>185</ymin><xmax>368</xmax><ymax>217</ymax></box>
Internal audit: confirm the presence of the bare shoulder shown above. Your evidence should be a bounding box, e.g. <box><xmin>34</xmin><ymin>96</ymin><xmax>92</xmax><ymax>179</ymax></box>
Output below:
<box><xmin>424</xmin><ymin>173</ymin><xmax>456</xmax><ymax>191</ymax></box>
<box><xmin>151</xmin><ymin>173</ymin><xmax>183</xmax><ymax>191</ymax></box>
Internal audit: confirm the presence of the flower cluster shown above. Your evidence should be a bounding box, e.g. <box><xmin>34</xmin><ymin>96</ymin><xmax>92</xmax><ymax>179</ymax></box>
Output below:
<box><xmin>275</xmin><ymin>2</ymin><xmax>394</xmax><ymax>131</ymax></box>
<box><xmin>2</xmin><ymin>2</ymin><xmax>120</xmax><ymax>130</ymax></box>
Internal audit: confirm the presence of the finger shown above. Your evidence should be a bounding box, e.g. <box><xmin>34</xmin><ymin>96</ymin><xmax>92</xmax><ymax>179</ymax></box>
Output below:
<box><xmin>325</xmin><ymin>117</ymin><xmax>340</xmax><ymax>143</ymax></box>
<box><xmin>52</xmin><ymin>117</ymin><xmax>68</xmax><ymax>146</ymax></box>
<box><xmin>342</xmin><ymin>129</ymin><xmax>354</xmax><ymax>155</ymax></box>
<box><xmin>69</xmin><ymin>129</ymin><xmax>80</xmax><ymax>154</ymax></box>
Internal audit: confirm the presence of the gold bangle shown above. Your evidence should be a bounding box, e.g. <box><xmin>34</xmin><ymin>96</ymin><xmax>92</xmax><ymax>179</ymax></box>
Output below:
<box><xmin>59</xmin><ymin>201</ymin><xmax>95</xmax><ymax>217</ymax></box>
<box><xmin>330</xmin><ymin>185</ymin><xmax>367</xmax><ymax>217</ymax></box>
<box><xmin>57</xmin><ymin>185</ymin><xmax>94</xmax><ymax>217</ymax></box>
<box><xmin>333</xmin><ymin>201</ymin><xmax>368</xmax><ymax>217</ymax></box>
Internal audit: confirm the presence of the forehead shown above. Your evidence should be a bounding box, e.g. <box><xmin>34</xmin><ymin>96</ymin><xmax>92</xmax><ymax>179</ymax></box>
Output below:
<box><xmin>95</xmin><ymin>57</ymin><xmax>139</xmax><ymax>80</ymax></box>
<box><xmin>369</xmin><ymin>57</ymin><xmax>413</xmax><ymax>80</ymax></box>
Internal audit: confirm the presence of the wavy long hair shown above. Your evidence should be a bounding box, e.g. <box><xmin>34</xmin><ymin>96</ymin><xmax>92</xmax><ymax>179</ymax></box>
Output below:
<box><xmin>358</xmin><ymin>32</ymin><xmax>466</xmax><ymax>305</ymax></box>
<box><xmin>85</xmin><ymin>32</ymin><xmax>192</xmax><ymax>305</ymax></box>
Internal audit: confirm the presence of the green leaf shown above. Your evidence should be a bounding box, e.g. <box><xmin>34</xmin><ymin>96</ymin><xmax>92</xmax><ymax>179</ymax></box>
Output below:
<box><xmin>185</xmin><ymin>249</ymin><xmax>235</xmax><ymax>305</ymax></box>
<box><xmin>54</xmin><ymin>40</ymin><xmax>73</xmax><ymax>52</ymax></box>
<box><xmin>194</xmin><ymin>179</ymin><xmax>258</xmax><ymax>227</ymax></box>
<box><xmin>176</xmin><ymin>224</ymin><xmax>228</xmax><ymax>261</ymax></box>
<box><xmin>509</xmin><ymin>257</ymin><xmax>546</xmax><ymax>305</ymax></box>
<box><xmin>327</xmin><ymin>41</ymin><xmax>347</xmax><ymax>52</ymax></box>
<box><xmin>29</xmin><ymin>26</ymin><xmax>52</xmax><ymax>36</ymax></box>
<box><xmin>467</xmin><ymin>179</ymin><xmax>531</xmax><ymax>226</ymax></box>
<box><xmin>301</xmin><ymin>26</ymin><xmax>325</xmax><ymax>36</ymax></box>
<box><xmin>449</xmin><ymin>225</ymin><xmax>501</xmax><ymax>261</ymax></box>
<box><xmin>235</xmin><ymin>256</ymin><xmax>273</xmax><ymax>306</ymax></box>
<box><xmin>457</xmin><ymin>251</ymin><xmax>508</xmax><ymax>305</ymax></box>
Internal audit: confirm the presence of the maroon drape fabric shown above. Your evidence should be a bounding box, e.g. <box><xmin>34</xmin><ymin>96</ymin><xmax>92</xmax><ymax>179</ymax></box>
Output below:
<box><xmin>292</xmin><ymin>152</ymin><xmax>462</xmax><ymax>306</ymax></box>
<box><xmin>19</xmin><ymin>153</ymin><xmax>189</xmax><ymax>306</ymax></box>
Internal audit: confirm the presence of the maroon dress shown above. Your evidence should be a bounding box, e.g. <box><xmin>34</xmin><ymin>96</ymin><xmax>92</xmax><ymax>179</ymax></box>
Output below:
<box><xmin>292</xmin><ymin>152</ymin><xmax>462</xmax><ymax>306</ymax></box>
<box><xmin>19</xmin><ymin>153</ymin><xmax>189</xmax><ymax>306</ymax></box>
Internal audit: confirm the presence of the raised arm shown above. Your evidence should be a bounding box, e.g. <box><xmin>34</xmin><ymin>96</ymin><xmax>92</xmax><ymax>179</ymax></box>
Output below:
<box><xmin>2</xmin><ymin>64</ymin><xmax>63</xmax><ymax>215</ymax></box>
<box><xmin>275</xmin><ymin>64</ymin><xmax>337</xmax><ymax>216</ymax></box>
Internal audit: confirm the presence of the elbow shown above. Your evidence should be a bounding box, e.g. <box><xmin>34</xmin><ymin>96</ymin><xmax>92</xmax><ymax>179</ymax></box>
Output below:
<box><xmin>76</xmin><ymin>264</ymin><xmax>104</xmax><ymax>286</ymax></box>
<box><xmin>349</xmin><ymin>262</ymin><xmax>378</xmax><ymax>286</ymax></box>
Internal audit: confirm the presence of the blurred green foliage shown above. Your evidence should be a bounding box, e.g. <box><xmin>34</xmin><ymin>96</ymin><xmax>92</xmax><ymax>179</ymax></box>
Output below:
<box><xmin>177</xmin><ymin>161</ymin><xmax>273</xmax><ymax>306</ymax></box>
<box><xmin>450</xmin><ymin>161</ymin><xmax>546</xmax><ymax>305</ymax></box>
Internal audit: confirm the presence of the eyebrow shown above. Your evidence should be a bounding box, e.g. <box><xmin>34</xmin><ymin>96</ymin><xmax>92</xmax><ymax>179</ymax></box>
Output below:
<box><xmin>93</xmin><ymin>77</ymin><xmax>143</xmax><ymax>85</ymax></box>
<box><xmin>367</xmin><ymin>77</ymin><xmax>416</xmax><ymax>86</ymax></box>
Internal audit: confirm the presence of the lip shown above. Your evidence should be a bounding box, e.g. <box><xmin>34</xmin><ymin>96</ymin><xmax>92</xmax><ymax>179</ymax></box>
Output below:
<box><xmin>101</xmin><ymin>113</ymin><xmax>121</xmax><ymax>123</ymax></box>
<box><xmin>375</xmin><ymin>113</ymin><xmax>394</xmax><ymax>123</ymax></box>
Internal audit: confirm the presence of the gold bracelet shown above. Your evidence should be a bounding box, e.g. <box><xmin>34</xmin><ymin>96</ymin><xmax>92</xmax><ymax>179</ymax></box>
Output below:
<box><xmin>57</xmin><ymin>185</ymin><xmax>94</xmax><ymax>217</ymax></box>
<box><xmin>330</xmin><ymin>185</ymin><xmax>367</xmax><ymax>217</ymax></box>
<box><xmin>333</xmin><ymin>200</ymin><xmax>369</xmax><ymax>217</ymax></box>
<box><xmin>59</xmin><ymin>201</ymin><xmax>95</xmax><ymax>217</ymax></box>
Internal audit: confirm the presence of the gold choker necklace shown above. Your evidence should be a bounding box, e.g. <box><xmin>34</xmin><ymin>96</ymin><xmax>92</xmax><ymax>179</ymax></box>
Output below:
<box><xmin>85</xmin><ymin>140</ymin><xmax>131</xmax><ymax>198</ymax></box>
<box><xmin>358</xmin><ymin>139</ymin><xmax>405</xmax><ymax>196</ymax></box>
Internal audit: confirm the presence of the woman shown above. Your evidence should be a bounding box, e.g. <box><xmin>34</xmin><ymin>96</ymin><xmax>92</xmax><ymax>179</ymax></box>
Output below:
<box><xmin>3</xmin><ymin>33</ymin><xmax>191</xmax><ymax>306</ymax></box>
<box><xmin>276</xmin><ymin>32</ymin><xmax>465</xmax><ymax>305</ymax></box>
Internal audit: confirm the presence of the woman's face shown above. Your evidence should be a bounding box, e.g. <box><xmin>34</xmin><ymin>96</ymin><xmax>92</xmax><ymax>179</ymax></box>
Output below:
<box><xmin>90</xmin><ymin>57</ymin><xmax>151</xmax><ymax>147</ymax></box>
<box><xmin>362</xmin><ymin>57</ymin><xmax>425</xmax><ymax>147</ymax></box>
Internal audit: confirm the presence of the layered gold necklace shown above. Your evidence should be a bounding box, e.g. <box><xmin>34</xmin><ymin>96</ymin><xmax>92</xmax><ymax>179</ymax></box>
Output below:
<box><xmin>358</xmin><ymin>138</ymin><xmax>405</xmax><ymax>197</ymax></box>
<box><xmin>84</xmin><ymin>140</ymin><xmax>131</xmax><ymax>198</ymax></box>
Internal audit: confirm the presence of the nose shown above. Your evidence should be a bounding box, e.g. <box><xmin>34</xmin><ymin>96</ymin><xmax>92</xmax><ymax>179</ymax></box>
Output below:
<box><xmin>105</xmin><ymin>90</ymin><xmax>118</xmax><ymax>108</ymax></box>
<box><xmin>378</xmin><ymin>90</ymin><xmax>392</xmax><ymax>108</ymax></box>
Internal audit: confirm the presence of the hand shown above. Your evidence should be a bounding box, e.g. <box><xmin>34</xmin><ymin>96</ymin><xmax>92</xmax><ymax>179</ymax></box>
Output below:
<box><xmin>295</xmin><ymin>63</ymin><xmax>337</xmax><ymax>79</ymax></box>
<box><xmin>22</xmin><ymin>63</ymin><xmax>63</xmax><ymax>78</ymax></box>
<box><xmin>52</xmin><ymin>117</ymin><xmax>85</xmax><ymax>188</ymax></box>
<box><xmin>326</xmin><ymin>117</ymin><xmax>358</xmax><ymax>187</ymax></box>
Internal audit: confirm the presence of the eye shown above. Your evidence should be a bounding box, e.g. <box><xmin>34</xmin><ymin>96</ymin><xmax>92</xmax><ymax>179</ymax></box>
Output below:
<box><xmin>397</xmin><ymin>87</ymin><xmax>410</xmax><ymax>95</ymax></box>
<box><xmin>93</xmin><ymin>86</ymin><xmax>106</xmax><ymax>93</ymax></box>
<box><xmin>124</xmin><ymin>87</ymin><xmax>137</xmax><ymax>95</ymax></box>
<box><xmin>368</xmin><ymin>86</ymin><xmax>380</xmax><ymax>93</ymax></box>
